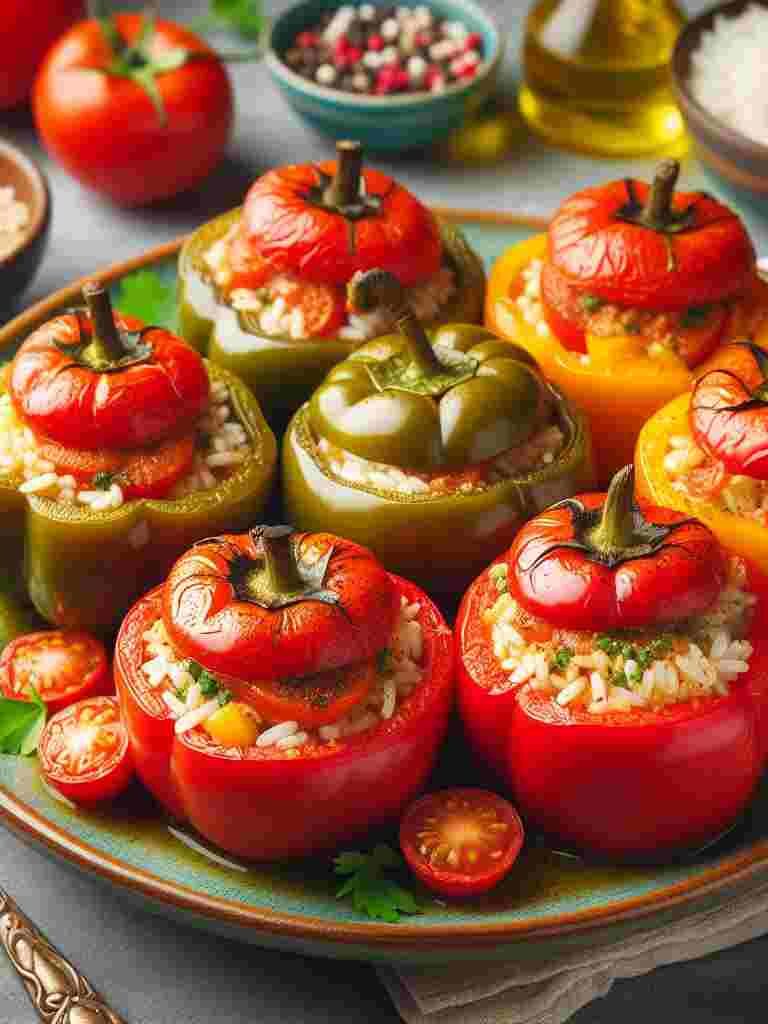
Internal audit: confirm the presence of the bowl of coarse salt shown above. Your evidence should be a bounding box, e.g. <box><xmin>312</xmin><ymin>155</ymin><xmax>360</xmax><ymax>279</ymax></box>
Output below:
<box><xmin>0</xmin><ymin>138</ymin><xmax>50</xmax><ymax>315</ymax></box>
<box><xmin>672</xmin><ymin>1</ymin><xmax>768</xmax><ymax>208</ymax></box>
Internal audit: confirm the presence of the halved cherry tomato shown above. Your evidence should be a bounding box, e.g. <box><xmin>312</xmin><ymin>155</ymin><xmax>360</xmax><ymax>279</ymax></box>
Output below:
<box><xmin>38</xmin><ymin>433</ymin><xmax>196</xmax><ymax>500</ymax></box>
<box><xmin>38</xmin><ymin>696</ymin><xmax>133</xmax><ymax>805</ymax></box>
<box><xmin>0</xmin><ymin>630</ymin><xmax>111</xmax><ymax>714</ymax></box>
<box><xmin>272</xmin><ymin>278</ymin><xmax>346</xmax><ymax>337</ymax></box>
<box><xmin>234</xmin><ymin>659</ymin><xmax>375</xmax><ymax>729</ymax></box>
<box><xmin>399</xmin><ymin>788</ymin><xmax>524</xmax><ymax>899</ymax></box>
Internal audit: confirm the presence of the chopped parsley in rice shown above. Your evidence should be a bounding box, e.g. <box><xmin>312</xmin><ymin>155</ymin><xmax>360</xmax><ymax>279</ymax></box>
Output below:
<box><xmin>663</xmin><ymin>430</ymin><xmax>768</xmax><ymax>525</ymax></box>
<box><xmin>203</xmin><ymin>225</ymin><xmax>457</xmax><ymax>343</ymax></box>
<box><xmin>140</xmin><ymin>594</ymin><xmax>425</xmax><ymax>750</ymax></box>
<box><xmin>0</xmin><ymin>375</ymin><xmax>251</xmax><ymax>509</ymax></box>
<box><xmin>485</xmin><ymin>557</ymin><xmax>755</xmax><ymax>715</ymax></box>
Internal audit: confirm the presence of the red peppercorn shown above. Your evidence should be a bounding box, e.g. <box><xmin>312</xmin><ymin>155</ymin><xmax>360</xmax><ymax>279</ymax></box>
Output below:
<box><xmin>415</xmin><ymin>31</ymin><xmax>433</xmax><ymax>48</ymax></box>
<box><xmin>368</xmin><ymin>33</ymin><xmax>384</xmax><ymax>51</ymax></box>
<box><xmin>346</xmin><ymin>46</ymin><xmax>364</xmax><ymax>64</ymax></box>
<box><xmin>297</xmin><ymin>30</ymin><xmax>318</xmax><ymax>48</ymax></box>
<box><xmin>464</xmin><ymin>32</ymin><xmax>482</xmax><ymax>52</ymax></box>
<box><xmin>424</xmin><ymin>65</ymin><xmax>442</xmax><ymax>86</ymax></box>
<box><xmin>459</xmin><ymin>63</ymin><xmax>478</xmax><ymax>79</ymax></box>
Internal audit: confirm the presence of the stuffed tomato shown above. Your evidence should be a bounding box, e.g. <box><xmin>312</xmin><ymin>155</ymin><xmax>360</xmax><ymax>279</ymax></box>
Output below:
<box><xmin>458</xmin><ymin>465</ymin><xmax>768</xmax><ymax>861</ymax></box>
<box><xmin>637</xmin><ymin>341</ymin><xmax>768</xmax><ymax>576</ymax></box>
<box><xmin>115</xmin><ymin>526</ymin><xmax>453</xmax><ymax>860</ymax></box>
<box><xmin>178</xmin><ymin>140</ymin><xmax>485</xmax><ymax>426</ymax></box>
<box><xmin>284</xmin><ymin>269</ymin><xmax>594</xmax><ymax>594</ymax></box>
<box><xmin>486</xmin><ymin>159</ymin><xmax>768</xmax><ymax>483</ymax></box>
<box><xmin>0</xmin><ymin>283</ymin><xmax>276</xmax><ymax>630</ymax></box>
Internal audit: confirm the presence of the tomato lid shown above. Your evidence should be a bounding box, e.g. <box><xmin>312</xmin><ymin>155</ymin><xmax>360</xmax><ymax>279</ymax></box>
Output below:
<box><xmin>236</xmin><ymin>141</ymin><xmax>442</xmax><ymax>287</ymax></box>
<box><xmin>548</xmin><ymin>160</ymin><xmax>756</xmax><ymax>312</ymax></box>
<box><xmin>509</xmin><ymin>465</ymin><xmax>726</xmax><ymax>632</ymax></box>
<box><xmin>691</xmin><ymin>342</ymin><xmax>768</xmax><ymax>482</ymax></box>
<box><xmin>10</xmin><ymin>282</ymin><xmax>209</xmax><ymax>451</ymax></box>
<box><xmin>162</xmin><ymin>526</ymin><xmax>399</xmax><ymax>682</ymax></box>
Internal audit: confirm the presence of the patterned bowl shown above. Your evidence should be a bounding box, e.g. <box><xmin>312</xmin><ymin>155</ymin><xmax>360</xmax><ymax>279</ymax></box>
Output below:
<box><xmin>672</xmin><ymin>0</ymin><xmax>768</xmax><ymax>213</ymax></box>
<box><xmin>264</xmin><ymin>0</ymin><xmax>502</xmax><ymax>152</ymax></box>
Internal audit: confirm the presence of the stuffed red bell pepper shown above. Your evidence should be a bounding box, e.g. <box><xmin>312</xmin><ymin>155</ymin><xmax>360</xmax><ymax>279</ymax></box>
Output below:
<box><xmin>457</xmin><ymin>465</ymin><xmax>768</xmax><ymax>861</ymax></box>
<box><xmin>115</xmin><ymin>525</ymin><xmax>453</xmax><ymax>860</ymax></box>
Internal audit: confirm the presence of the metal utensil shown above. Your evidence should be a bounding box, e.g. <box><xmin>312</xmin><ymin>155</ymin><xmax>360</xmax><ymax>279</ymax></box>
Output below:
<box><xmin>0</xmin><ymin>886</ymin><xmax>126</xmax><ymax>1023</ymax></box>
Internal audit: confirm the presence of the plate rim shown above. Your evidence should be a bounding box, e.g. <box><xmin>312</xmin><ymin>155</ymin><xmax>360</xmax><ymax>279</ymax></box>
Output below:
<box><xmin>2</xmin><ymin>205</ymin><xmax>768</xmax><ymax>953</ymax></box>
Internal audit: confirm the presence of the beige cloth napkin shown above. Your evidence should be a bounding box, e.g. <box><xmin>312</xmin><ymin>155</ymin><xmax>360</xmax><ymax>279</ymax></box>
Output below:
<box><xmin>377</xmin><ymin>878</ymin><xmax>768</xmax><ymax>1024</ymax></box>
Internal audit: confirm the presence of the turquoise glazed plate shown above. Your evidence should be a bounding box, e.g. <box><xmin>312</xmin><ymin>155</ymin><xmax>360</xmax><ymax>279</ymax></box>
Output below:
<box><xmin>1</xmin><ymin>211</ymin><xmax>768</xmax><ymax>964</ymax></box>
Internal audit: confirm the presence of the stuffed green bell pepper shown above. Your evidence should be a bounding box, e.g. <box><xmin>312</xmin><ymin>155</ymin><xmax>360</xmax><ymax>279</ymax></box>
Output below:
<box><xmin>0</xmin><ymin>283</ymin><xmax>277</xmax><ymax>632</ymax></box>
<box><xmin>178</xmin><ymin>141</ymin><xmax>485</xmax><ymax>427</ymax></box>
<box><xmin>283</xmin><ymin>270</ymin><xmax>595</xmax><ymax>593</ymax></box>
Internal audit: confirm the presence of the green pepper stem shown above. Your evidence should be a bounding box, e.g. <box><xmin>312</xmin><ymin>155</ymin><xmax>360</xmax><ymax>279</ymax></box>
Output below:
<box><xmin>82</xmin><ymin>281</ymin><xmax>126</xmax><ymax>363</ymax></box>
<box><xmin>348</xmin><ymin>269</ymin><xmax>440</xmax><ymax>375</ymax></box>
<box><xmin>641</xmin><ymin>160</ymin><xmax>680</xmax><ymax>230</ymax></box>
<box><xmin>324</xmin><ymin>140</ymin><xmax>364</xmax><ymax>209</ymax></box>
<box><xmin>258</xmin><ymin>525</ymin><xmax>304</xmax><ymax>596</ymax></box>
<box><xmin>587</xmin><ymin>465</ymin><xmax>638</xmax><ymax>557</ymax></box>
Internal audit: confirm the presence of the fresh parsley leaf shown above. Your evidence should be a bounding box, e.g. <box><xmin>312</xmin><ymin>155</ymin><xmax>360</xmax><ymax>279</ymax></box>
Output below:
<box><xmin>334</xmin><ymin>843</ymin><xmax>421</xmax><ymax>923</ymax></box>
<box><xmin>0</xmin><ymin>688</ymin><xmax>46</xmax><ymax>756</ymax></box>
<box><xmin>194</xmin><ymin>0</ymin><xmax>265</xmax><ymax>41</ymax></box>
<box><xmin>213</xmin><ymin>0</ymin><xmax>265</xmax><ymax>39</ymax></box>
<box><xmin>113</xmin><ymin>269</ymin><xmax>177</xmax><ymax>329</ymax></box>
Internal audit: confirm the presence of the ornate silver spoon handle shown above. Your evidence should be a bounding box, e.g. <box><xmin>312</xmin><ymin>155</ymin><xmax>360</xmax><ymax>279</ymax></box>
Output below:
<box><xmin>0</xmin><ymin>886</ymin><xmax>126</xmax><ymax>1023</ymax></box>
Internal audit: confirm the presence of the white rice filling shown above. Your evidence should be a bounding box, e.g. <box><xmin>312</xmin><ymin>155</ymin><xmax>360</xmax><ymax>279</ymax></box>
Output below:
<box><xmin>664</xmin><ymin>431</ymin><xmax>768</xmax><ymax>525</ymax></box>
<box><xmin>314</xmin><ymin>423</ymin><xmax>565</xmax><ymax>497</ymax></box>
<box><xmin>487</xmin><ymin>557</ymin><xmax>755</xmax><ymax>715</ymax></box>
<box><xmin>139</xmin><ymin>594</ymin><xmax>424</xmax><ymax>749</ymax></box>
<box><xmin>203</xmin><ymin>229</ymin><xmax>456</xmax><ymax>342</ymax></box>
<box><xmin>0</xmin><ymin>377</ymin><xmax>251</xmax><ymax>509</ymax></box>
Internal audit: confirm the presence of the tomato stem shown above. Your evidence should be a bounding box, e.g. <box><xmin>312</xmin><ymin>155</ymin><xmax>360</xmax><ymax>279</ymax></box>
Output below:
<box><xmin>82</xmin><ymin>282</ymin><xmax>127</xmax><ymax>364</ymax></box>
<box><xmin>643</xmin><ymin>160</ymin><xmax>680</xmax><ymax>227</ymax></box>
<box><xmin>324</xmin><ymin>140</ymin><xmax>364</xmax><ymax>209</ymax></box>
<box><xmin>258</xmin><ymin>525</ymin><xmax>305</xmax><ymax>596</ymax></box>
<box><xmin>348</xmin><ymin>270</ymin><xmax>440</xmax><ymax>375</ymax></box>
<box><xmin>587</xmin><ymin>465</ymin><xmax>638</xmax><ymax>557</ymax></box>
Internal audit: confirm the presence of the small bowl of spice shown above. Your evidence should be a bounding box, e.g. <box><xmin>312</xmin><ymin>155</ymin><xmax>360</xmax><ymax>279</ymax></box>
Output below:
<box><xmin>265</xmin><ymin>0</ymin><xmax>502</xmax><ymax>151</ymax></box>
<box><xmin>672</xmin><ymin>1</ymin><xmax>768</xmax><ymax>209</ymax></box>
<box><xmin>0</xmin><ymin>139</ymin><xmax>50</xmax><ymax>313</ymax></box>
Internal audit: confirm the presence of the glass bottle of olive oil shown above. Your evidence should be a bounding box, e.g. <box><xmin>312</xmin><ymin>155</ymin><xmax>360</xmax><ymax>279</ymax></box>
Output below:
<box><xmin>519</xmin><ymin>0</ymin><xmax>688</xmax><ymax>156</ymax></box>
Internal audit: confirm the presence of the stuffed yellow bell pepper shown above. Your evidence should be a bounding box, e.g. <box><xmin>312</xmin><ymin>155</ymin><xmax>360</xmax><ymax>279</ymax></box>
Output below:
<box><xmin>486</xmin><ymin>160</ymin><xmax>768</xmax><ymax>484</ymax></box>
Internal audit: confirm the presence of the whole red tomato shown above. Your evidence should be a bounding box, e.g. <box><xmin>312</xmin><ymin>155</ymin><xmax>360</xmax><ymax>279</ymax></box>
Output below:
<box><xmin>0</xmin><ymin>0</ymin><xmax>84</xmax><ymax>110</ymax></box>
<box><xmin>33</xmin><ymin>12</ymin><xmax>233</xmax><ymax>206</ymax></box>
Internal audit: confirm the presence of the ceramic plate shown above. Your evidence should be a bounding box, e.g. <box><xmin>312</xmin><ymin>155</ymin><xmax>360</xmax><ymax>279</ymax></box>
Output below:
<box><xmin>1</xmin><ymin>211</ymin><xmax>768</xmax><ymax>964</ymax></box>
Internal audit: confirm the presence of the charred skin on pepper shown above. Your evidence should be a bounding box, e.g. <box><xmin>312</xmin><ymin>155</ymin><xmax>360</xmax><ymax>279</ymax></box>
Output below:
<box><xmin>486</xmin><ymin>162</ymin><xmax>768</xmax><ymax>482</ymax></box>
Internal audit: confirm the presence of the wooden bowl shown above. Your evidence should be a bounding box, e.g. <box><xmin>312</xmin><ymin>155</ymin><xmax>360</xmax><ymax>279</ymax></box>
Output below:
<box><xmin>0</xmin><ymin>138</ymin><xmax>50</xmax><ymax>313</ymax></box>
<box><xmin>672</xmin><ymin>1</ymin><xmax>768</xmax><ymax>208</ymax></box>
